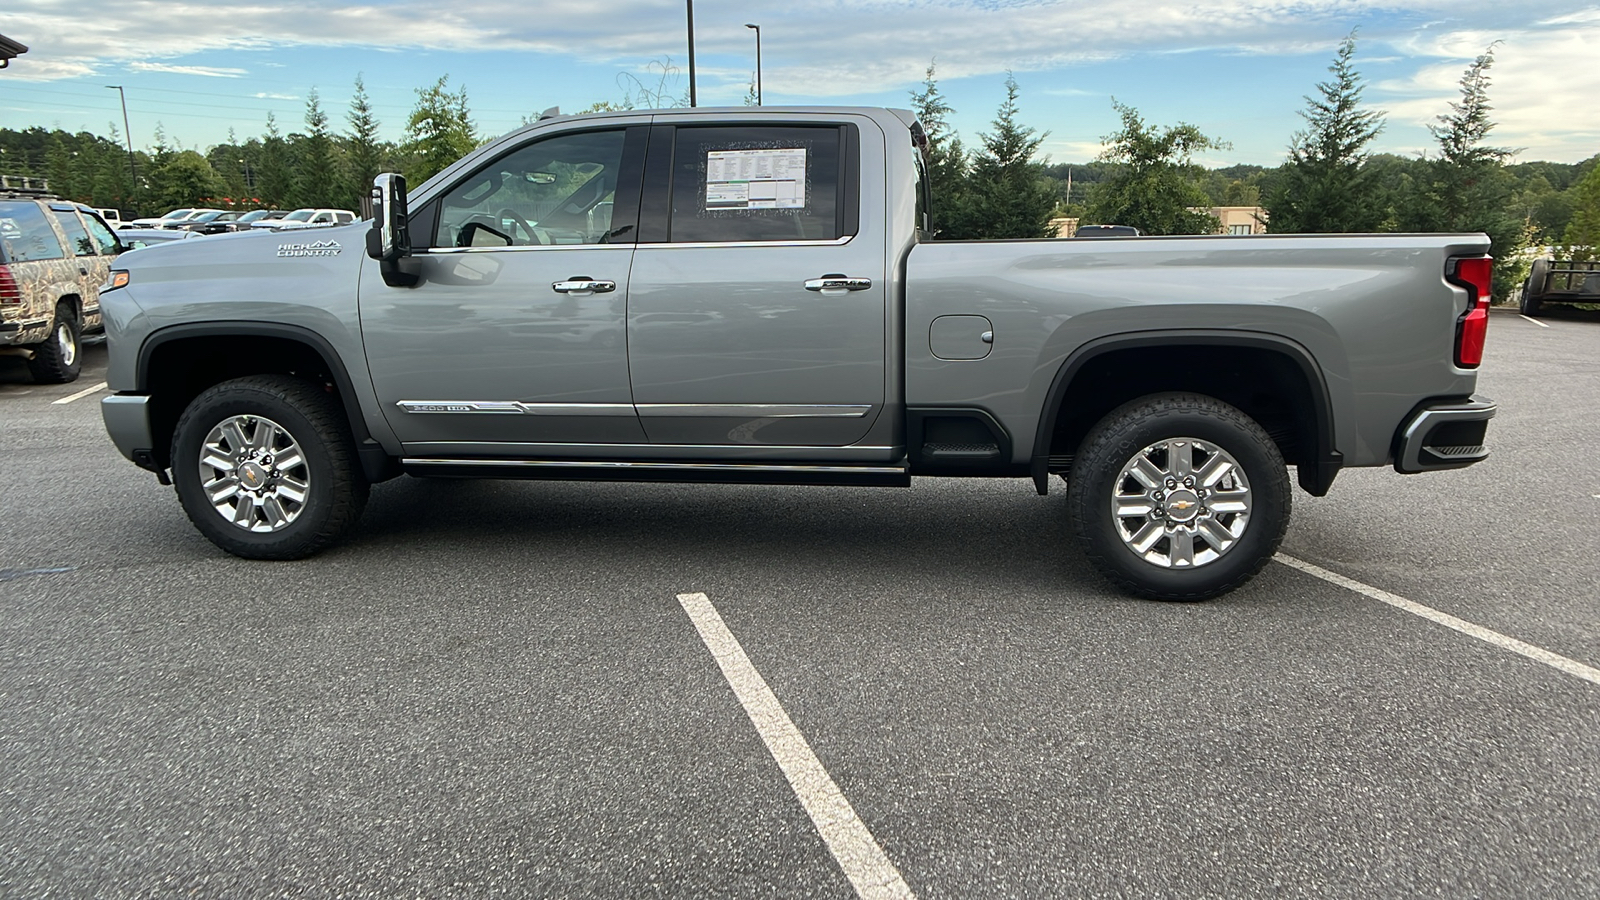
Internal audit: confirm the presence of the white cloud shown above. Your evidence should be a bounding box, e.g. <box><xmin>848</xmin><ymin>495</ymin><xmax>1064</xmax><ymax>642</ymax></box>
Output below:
<box><xmin>1375</xmin><ymin>23</ymin><xmax>1600</xmax><ymax>161</ymax></box>
<box><xmin>128</xmin><ymin>62</ymin><xmax>248</xmax><ymax>78</ymax></box>
<box><xmin>253</xmin><ymin>92</ymin><xmax>301</xmax><ymax>100</ymax></box>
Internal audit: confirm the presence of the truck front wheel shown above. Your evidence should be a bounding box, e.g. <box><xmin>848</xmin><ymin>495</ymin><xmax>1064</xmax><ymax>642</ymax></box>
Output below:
<box><xmin>1067</xmin><ymin>393</ymin><xmax>1290</xmax><ymax>601</ymax></box>
<box><xmin>171</xmin><ymin>375</ymin><xmax>369</xmax><ymax>560</ymax></box>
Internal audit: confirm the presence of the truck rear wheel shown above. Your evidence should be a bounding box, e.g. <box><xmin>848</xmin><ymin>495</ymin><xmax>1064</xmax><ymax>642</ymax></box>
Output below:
<box><xmin>171</xmin><ymin>375</ymin><xmax>369</xmax><ymax>560</ymax></box>
<box><xmin>1067</xmin><ymin>393</ymin><xmax>1290</xmax><ymax>601</ymax></box>
<box><xmin>27</xmin><ymin>303</ymin><xmax>81</xmax><ymax>384</ymax></box>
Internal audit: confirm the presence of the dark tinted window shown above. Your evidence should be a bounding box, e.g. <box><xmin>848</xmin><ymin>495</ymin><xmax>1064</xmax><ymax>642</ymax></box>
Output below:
<box><xmin>51</xmin><ymin>209</ymin><xmax>96</xmax><ymax>257</ymax></box>
<box><xmin>438</xmin><ymin>129</ymin><xmax>628</xmax><ymax>248</ymax></box>
<box><xmin>0</xmin><ymin>202</ymin><xmax>67</xmax><ymax>262</ymax></box>
<box><xmin>668</xmin><ymin>126</ymin><xmax>843</xmax><ymax>243</ymax></box>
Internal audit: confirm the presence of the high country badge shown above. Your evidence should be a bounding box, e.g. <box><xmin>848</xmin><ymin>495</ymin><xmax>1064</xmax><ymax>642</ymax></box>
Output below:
<box><xmin>277</xmin><ymin>240</ymin><xmax>343</xmax><ymax>258</ymax></box>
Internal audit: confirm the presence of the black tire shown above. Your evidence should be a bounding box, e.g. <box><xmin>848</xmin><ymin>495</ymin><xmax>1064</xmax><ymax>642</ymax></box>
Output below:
<box><xmin>1519</xmin><ymin>279</ymin><xmax>1543</xmax><ymax>317</ymax></box>
<box><xmin>27</xmin><ymin>303</ymin><xmax>82</xmax><ymax>384</ymax></box>
<box><xmin>171</xmin><ymin>375</ymin><xmax>369</xmax><ymax>560</ymax></box>
<box><xmin>1067</xmin><ymin>393</ymin><xmax>1291</xmax><ymax>601</ymax></box>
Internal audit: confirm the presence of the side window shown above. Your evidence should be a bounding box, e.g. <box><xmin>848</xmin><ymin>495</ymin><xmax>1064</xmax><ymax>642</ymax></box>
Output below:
<box><xmin>0</xmin><ymin>204</ymin><xmax>67</xmax><ymax>262</ymax></box>
<box><xmin>50</xmin><ymin>209</ymin><xmax>96</xmax><ymax>257</ymax></box>
<box><xmin>437</xmin><ymin>129</ymin><xmax>627</xmax><ymax>249</ymax></box>
<box><xmin>667</xmin><ymin>125</ymin><xmax>844</xmax><ymax>243</ymax></box>
<box><xmin>335</xmin><ymin>212</ymin><xmax>354</xmax><ymax>224</ymax></box>
<box><xmin>81</xmin><ymin>212</ymin><xmax>121</xmax><ymax>255</ymax></box>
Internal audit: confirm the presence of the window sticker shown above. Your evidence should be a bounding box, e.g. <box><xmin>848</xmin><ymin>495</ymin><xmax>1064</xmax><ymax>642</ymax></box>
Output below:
<box><xmin>705</xmin><ymin>148</ymin><xmax>807</xmax><ymax>210</ymax></box>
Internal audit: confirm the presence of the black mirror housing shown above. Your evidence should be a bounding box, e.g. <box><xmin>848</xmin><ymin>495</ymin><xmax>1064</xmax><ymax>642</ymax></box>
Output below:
<box><xmin>367</xmin><ymin>173</ymin><xmax>418</xmax><ymax>286</ymax></box>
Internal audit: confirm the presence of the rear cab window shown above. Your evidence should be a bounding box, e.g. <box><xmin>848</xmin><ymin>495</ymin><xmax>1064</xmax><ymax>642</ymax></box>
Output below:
<box><xmin>640</xmin><ymin>123</ymin><xmax>859</xmax><ymax>244</ymax></box>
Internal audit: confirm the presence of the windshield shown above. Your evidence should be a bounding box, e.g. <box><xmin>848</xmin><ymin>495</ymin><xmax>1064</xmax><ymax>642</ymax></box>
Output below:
<box><xmin>282</xmin><ymin>210</ymin><xmax>315</xmax><ymax>222</ymax></box>
<box><xmin>238</xmin><ymin>210</ymin><xmax>271</xmax><ymax>222</ymax></box>
<box><xmin>161</xmin><ymin>208</ymin><xmax>194</xmax><ymax>220</ymax></box>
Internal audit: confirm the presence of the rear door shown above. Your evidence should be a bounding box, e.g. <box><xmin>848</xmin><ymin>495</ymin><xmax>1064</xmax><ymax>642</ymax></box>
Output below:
<box><xmin>625</xmin><ymin>117</ymin><xmax>887</xmax><ymax>447</ymax></box>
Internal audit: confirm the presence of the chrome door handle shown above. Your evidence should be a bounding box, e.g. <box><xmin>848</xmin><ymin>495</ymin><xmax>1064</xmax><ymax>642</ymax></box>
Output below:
<box><xmin>552</xmin><ymin>278</ymin><xmax>616</xmax><ymax>294</ymax></box>
<box><xmin>804</xmin><ymin>274</ymin><xmax>873</xmax><ymax>292</ymax></box>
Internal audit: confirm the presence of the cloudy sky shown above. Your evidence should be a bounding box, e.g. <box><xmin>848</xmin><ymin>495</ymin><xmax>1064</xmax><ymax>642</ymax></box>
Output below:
<box><xmin>2</xmin><ymin>0</ymin><xmax>1597</xmax><ymax>166</ymax></box>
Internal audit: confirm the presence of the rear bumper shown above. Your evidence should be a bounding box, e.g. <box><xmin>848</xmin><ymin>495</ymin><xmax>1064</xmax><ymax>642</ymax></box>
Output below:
<box><xmin>1394</xmin><ymin>396</ymin><xmax>1496</xmax><ymax>473</ymax></box>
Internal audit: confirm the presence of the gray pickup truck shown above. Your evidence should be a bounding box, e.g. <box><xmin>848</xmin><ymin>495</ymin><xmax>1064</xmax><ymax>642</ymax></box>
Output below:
<box><xmin>98</xmin><ymin>106</ymin><xmax>1496</xmax><ymax>600</ymax></box>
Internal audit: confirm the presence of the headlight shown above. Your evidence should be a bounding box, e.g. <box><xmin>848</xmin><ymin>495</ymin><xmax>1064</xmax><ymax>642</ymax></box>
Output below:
<box><xmin>102</xmin><ymin>269</ymin><xmax>131</xmax><ymax>292</ymax></box>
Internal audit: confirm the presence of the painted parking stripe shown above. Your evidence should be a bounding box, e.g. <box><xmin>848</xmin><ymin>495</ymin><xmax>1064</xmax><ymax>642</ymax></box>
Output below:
<box><xmin>51</xmin><ymin>381</ymin><xmax>107</xmax><ymax>405</ymax></box>
<box><xmin>1519</xmin><ymin>315</ymin><xmax>1550</xmax><ymax>328</ymax></box>
<box><xmin>1276</xmin><ymin>554</ymin><xmax>1600</xmax><ymax>687</ymax></box>
<box><xmin>677</xmin><ymin>592</ymin><xmax>916</xmax><ymax>900</ymax></box>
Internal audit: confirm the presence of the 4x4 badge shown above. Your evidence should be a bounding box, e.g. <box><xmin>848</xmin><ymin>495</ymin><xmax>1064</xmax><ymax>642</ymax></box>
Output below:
<box><xmin>277</xmin><ymin>240</ymin><xmax>342</xmax><ymax>258</ymax></box>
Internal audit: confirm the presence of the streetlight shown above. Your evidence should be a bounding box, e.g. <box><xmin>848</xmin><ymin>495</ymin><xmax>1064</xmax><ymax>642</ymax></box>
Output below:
<box><xmin>686</xmin><ymin>1</ymin><xmax>698</xmax><ymax>107</ymax></box>
<box><xmin>105</xmin><ymin>85</ymin><xmax>137</xmax><ymax>203</ymax></box>
<box><xmin>745</xmin><ymin>24</ymin><xmax>762</xmax><ymax>106</ymax></box>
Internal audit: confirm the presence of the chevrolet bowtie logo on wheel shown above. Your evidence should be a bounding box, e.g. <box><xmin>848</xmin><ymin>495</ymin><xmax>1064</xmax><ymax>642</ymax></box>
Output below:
<box><xmin>276</xmin><ymin>240</ymin><xmax>342</xmax><ymax>258</ymax></box>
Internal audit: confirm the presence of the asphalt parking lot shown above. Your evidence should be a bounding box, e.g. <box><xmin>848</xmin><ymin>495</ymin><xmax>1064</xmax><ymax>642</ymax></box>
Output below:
<box><xmin>2</xmin><ymin>308</ymin><xmax>1597</xmax><ymax>898</ymax></box>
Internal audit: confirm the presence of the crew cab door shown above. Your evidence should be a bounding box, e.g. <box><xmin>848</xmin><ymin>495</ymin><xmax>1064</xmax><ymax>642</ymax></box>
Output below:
<box><xmin>360</xmin><ymin>124</ymin><xmax>648</xmax><ymax>453</ymax></box>
<box><xmin>625</xmin><ymin>118</ymin><xmax>887</xmax><ymax>447</ymax></box>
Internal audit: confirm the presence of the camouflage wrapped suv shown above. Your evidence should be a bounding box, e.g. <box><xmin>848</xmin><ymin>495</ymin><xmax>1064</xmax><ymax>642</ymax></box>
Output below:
<box><xmin>0</xmin><ymin>192</ymin><xmax>121</xmax><ymax>383</ymax></box>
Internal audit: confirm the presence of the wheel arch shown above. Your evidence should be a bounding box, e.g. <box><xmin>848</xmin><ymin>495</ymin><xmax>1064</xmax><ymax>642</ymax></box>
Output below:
<box><xmin>1031</xmin><ymin>330</ymin><xmax>1342</xmax><ymax>497</ymax></box>
<box><xmin>135</xmin><ymin>322</ymin><xmax>396</xmax><ymax>481</ymax></box>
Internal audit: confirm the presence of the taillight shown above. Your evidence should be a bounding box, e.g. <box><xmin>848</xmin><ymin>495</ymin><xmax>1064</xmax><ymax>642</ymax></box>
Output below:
<box><xmin>0</xmin><ymin>264</ymin><xmax>21</xmax><ymax>305</ymax></box>
<box><xmin>1449</xmin><ymin>255</ymin><xmax>1491</xmax><ymax>368</ymax></box>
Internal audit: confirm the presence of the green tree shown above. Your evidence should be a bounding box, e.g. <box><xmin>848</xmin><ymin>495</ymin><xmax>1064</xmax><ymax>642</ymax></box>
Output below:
<box><xmin>1083</xmin><ymin>101</ymin><xmax>1226</xmax><ymax>235</ymax></box>
<box><xmin>148</xmin><ymin>150</ymin><xmax>225</xmax><ymax>208</ymax></box>
<box><xmin>946</xmin><ymin>74</ymin><xmax>1055</xmax><ymax>239</ymax></box>
<box><xmin>908</xmin><ymin>61</ymin><xmax>969</xmax><ymax>237</ymax></box>
<box><xmin>1420</xmin><ymin>48</ymin><xmax>1524</xmax><ymax>297</ymax></box>
<box><xmin>257</xmin><ymin>113</ymin><xmax>293</xmax><ymax>208</ymax></box>
<box><xmin>293</xmin><ymin>88</ymin><xmax>341</xmax><ymax>209</ymax></box>
<box><xmin>1563</xmin><ymin>163</ymin><xmax>1600</xmax><ymax>261</ymax></box>
<box><xmin>1267</xmin><ymin>32</ymin><xmax>1386</xmax><ymax>233</ymax></box>
<box><xmin>344</xmin><ymin>75</ymin><xmax>384</xmax><ymax>206</ymax></box>
<box><xmin>403</xmin><ymin>75</ymin><xmax>477</xmax><ymax>185</ymax></box>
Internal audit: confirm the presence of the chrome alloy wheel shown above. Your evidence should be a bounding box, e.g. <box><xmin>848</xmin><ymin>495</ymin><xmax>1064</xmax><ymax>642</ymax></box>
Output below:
<box><xmin>199</xmin><ymin>415</ymin><xmax>310</xmax><ymax>533</ymax></box>
<box><xmin>56</xmin><ymin>322</ymin><xmax>77</xmax><ymax>367</ymax></box>
<box><xmin>1111</xmin><ymin>437</ymin><xmax>1252</xmax><ymax>569</ymax></box>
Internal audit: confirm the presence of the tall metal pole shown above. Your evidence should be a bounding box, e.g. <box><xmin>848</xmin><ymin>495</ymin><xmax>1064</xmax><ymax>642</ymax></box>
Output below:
<box><xmin>105</xmin><ymin>85</ymin><xmax>136</xmax><ymax>201</ymax></box>
<box><xmin>686</xmin><ymin>0</ymin><xmax>697</xmax><ymax>107</ymax></box>
<box><xmin>745</xmin><ymin>24</ymin><xmax>761</xmax><ymax>105</ymax></box>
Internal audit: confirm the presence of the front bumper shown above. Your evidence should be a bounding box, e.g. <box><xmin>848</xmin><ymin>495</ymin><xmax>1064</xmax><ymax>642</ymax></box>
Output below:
<box><xmin>101</xmin><ymin>393</ymin><xmax>162</xmax><ymax>475</ymax></box>
<box><xmin>1394</xmin><ymin>396</ymin><xmax>1496</xmax><ymax>473</ymax></box>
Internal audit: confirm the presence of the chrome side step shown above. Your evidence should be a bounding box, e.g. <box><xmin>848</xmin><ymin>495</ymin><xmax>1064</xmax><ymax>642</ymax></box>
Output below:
<box><xmin>401</xmin><ymin>457</ymin><xmax>912</xmax><ymax>487</ymax></box>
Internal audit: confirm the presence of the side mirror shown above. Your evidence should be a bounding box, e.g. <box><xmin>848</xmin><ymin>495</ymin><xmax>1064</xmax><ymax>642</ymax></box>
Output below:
<box><xmin>365</xmin><ymin>173</ymin><xmax>418</xmax><ymax>287</ymax></box>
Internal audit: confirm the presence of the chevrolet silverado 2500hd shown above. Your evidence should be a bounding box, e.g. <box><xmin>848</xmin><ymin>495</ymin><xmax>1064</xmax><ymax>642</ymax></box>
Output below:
<box><xmin>98</xmin><ymin>106</ymin><xmax>1496</xmax><ymax>600</ymax></box>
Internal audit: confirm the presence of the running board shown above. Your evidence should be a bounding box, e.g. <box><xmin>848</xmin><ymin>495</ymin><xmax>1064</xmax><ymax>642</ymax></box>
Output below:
<box><xmin>401</xmin><ymin>458</ymin><xmax>912</xmax><ymax>487</ymax></box>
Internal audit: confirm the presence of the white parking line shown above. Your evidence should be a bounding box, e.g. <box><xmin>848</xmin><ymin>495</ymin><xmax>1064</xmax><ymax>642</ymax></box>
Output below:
<box><xmin>51</xmin><ymin>381</ymin><xmax>107</xmax><ymax>405</ymax></box>
<box><xmin>677</xmin><ymin>592</ymin><xmax>916</xmax><ymax>900</ymax></box>
<box><xmin>1276</xmin><ymin>554</ymin><xmax>1600</xmax><ymax>688</ymax></box>
<box><xmin>1520</xmin><ymin>315</ymin><xmax>1550</xmax><ymax>328</ymax></box>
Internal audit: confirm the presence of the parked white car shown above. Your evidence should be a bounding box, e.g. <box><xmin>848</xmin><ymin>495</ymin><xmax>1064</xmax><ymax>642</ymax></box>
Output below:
<box><xmin>253</xmin><ymin>208</ymin><xmax>358</xmax><ymax>231</ymax></box>
<box><xmin>125</xmin><ymin>208</ymin><xmax>221</xmax><ymax>229</ymax></box>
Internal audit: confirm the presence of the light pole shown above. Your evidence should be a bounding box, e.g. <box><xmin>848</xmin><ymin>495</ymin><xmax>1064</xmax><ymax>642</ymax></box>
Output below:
<box><xmin>105</xmin><ymin>85</ymin><xmax>137</xmax><ymax>203</ymax></box>
<box><xmin>745</xmin><ymin>23</ymin><xmax>762</xmax><ymax>105</ymax></box>
<box><xmin>686</xmin><ymin>0</ymin><xmax>698</xmax><ymax>107</ymax></box>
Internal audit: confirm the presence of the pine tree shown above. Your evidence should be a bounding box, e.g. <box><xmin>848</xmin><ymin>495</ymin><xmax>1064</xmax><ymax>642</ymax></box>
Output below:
<box><xmin>908</xmin><ymin>62</ymin><xmax>968</xmax><ymax>237</ymax></box>
<box><xmin>948</xmin><ymin>75</ymin><xmax>1055</xmax><ymax>239</ymax></box>
<box><xmin>1083</xmin><ymin>101</ymin><xmax>1225</xmax><ymax>235</ymax></box>
<box><xmin>294</xmin><ymin>88</ymin><xmax>341</xmax><ymax>209</ymax></box>
<box><xmin>257</xmin><ymin>113</ymin><xmax>293</xmax><ymax>209</ymax></box>
<box><xmin>1423</xmin><ymin>47</ymin><xmax>1523</xmax><ymax>297</ymax></box>
<box><xmin>345</xmin><ymin>75</ymin><xmax>384</xmax><ymax>205</ymax></box>
<box><xmin>1267</xmin><ymin>32</ymin><xmax>1386</xmax><ymax>233</ymax></box>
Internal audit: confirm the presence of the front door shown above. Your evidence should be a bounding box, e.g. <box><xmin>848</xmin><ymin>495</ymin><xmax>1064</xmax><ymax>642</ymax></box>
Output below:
<box><xmin>361</xmin><ymin>124</ymin><xmax>648</xmax><ymax>454</ymax></box>
<box><xmin>626</xmin><ymin>120</ymin><xmax>887</xmax><ymax>447</ymax></box>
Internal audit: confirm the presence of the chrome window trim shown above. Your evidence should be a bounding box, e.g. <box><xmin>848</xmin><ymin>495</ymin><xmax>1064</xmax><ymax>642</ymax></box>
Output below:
<box><xmin>636</xmin><ymin>403</ymin><xmax>871</xmax><ymax>418</ymax></box>
<box><xmin>417</xmin><ymin>234</ymin><xmax>855</xmax><ymax>254</ymax></box>
<box><xmin>398</xmin><ymin>401</ymin><xmax>636</xmax><ymax>416</ymax></box>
